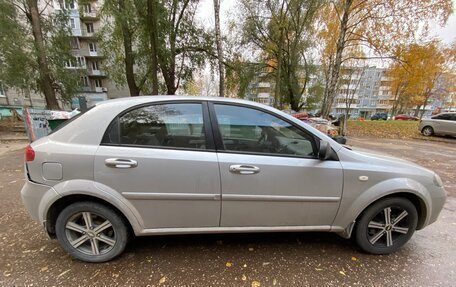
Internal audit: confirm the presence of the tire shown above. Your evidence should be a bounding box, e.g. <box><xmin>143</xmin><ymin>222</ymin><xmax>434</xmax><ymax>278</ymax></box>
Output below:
<box><xmin>355</xmin><ymin>197</ymin><xmax>418</xmax><ymax>255</ymax></box>
<box><xmin>422</xmin><ymin>126</ymin><xmax>434</xmax><ymax>136</ymax></box>
<box><xmin>55</xmin><ymin>202</ymin><xmax>129</xmax><ymax>262</ymax></box>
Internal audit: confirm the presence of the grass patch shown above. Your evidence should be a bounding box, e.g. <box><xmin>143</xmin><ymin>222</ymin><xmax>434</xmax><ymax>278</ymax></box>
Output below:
<box><xmin>346</xmin><ymin>120</ymin><xmax>420</xmax><ymax>139</ymax></box>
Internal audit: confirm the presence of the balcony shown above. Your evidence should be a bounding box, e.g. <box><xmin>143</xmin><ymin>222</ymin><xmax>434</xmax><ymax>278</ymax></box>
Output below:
<box><xmin>87</xmin><ymin>69</ymin><xmax>107</xmax><ymax>77</ymax></box>
<box><xmin>80</xmin><ymin>9</ymin><xmax>99</xmax><ymax>20</ymax></box>
<box><xmin>73</xmin><ymin>28</ymin><xmax>98</xmax><ymax>38</ymax></box>
<box><xmin>95</xmin><ymin>87</ymin><xmax>108</xmax><ymax>93</ymax></box>
<box><xmin>257</xmin><ymin>92</ymin><xmax>271</xmax><ymax>98</ymax></box>
<box><xmin>258</xmin><ymin>82</ymin><xmax>271</xmax><ymax>88</ymax></box>
<box><xmin>79</xmin><ymin>48</ymin><xmax>103</xmax><ymax>58</ymax></box>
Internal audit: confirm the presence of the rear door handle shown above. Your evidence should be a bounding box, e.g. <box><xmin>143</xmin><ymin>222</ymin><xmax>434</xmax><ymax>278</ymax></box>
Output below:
<box><xmin>105</xmin><ymin>158</ymin><xmax>138</xmax><ymax>169</ymax></box>
<box><xmin>229</xmin><ymin>164</ymin><xmax>260</xmax><ymax>175</ymax></box>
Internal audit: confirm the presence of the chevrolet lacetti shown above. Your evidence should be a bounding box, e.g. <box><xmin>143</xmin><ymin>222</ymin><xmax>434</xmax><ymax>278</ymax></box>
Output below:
<box><xmin>21</xmin><ymin>96</ymin><xmax>446</xmax><ymax>262</ymax></box>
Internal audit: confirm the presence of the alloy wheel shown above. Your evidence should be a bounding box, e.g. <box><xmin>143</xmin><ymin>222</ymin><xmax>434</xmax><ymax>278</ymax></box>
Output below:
<box><xmin>367</xmin><ymin>207</ymin><xmax>410</xmax><ymax>248</ymax></box>
<box><xmin>65</xmin><ymin>211</ymin><xmax>116</xmax><ymax>256</ymax></box>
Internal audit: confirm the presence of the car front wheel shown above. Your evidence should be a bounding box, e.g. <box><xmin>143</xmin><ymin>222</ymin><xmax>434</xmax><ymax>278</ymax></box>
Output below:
<box><xmin>55</xmin><ymin>202</ymin><xmax>129</xmax><ymax>262</ymax></box>
<box><xmin>355</xmin><ymin>197</ymin><xmax>418</xmax><ymax>254</ymax></box>
<box><xmin>422</xmin><ymin>126</ymin><xmax>434</xmax><ymax>136</ymax></box>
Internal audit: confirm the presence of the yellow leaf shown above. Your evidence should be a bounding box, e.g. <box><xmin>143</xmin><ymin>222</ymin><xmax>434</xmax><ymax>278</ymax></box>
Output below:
<box><xmin>351</xmin><ymin>256</ymin><xmax>358</xmax><ymax>261</ymax></box>
<box><xmin>159</xmin><ymin>276</ymin><xmax>167</xmax><ymax>284</ymax></box>
<box><xmin>242</xmin><ymin>274</ymin><xmax>247</xmax><ymax>281</ymax></box>
<box><xmin>252</xmin><ymin>280</ymin><xmax>261</xmax><ymax>287</ymax></box>
<box><xmin>40</xmin><ymin>266</ymin><xmax>48</xmax><ymax>272</ymax></box>
<box><xmin>339</xmin><ymin>271</ymin><xmax>346</xmax><ymax>276</ymax></box>
<box><xmin>226</xmin><ymin>262</ymin><xmax>232</xmax><ymax>267</ymax></box>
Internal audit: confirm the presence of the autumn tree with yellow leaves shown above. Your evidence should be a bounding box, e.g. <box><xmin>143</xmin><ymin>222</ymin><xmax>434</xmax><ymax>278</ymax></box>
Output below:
<box><xmin>387</xmin><ymin>41</ymin><xmax>455</xmax><ymax>118</ymax></box>
<box><xmin>318</xmin><ymin>0</ymin><xmax>453</xmax><ymax>118</ymax></box>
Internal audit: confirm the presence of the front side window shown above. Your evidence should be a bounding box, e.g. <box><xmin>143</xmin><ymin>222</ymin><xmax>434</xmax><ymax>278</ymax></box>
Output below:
<box><xmin>112</xmin><ymin>103</ymin><xmax>206</xmax><ymax>149</ymax></box>
<box><xmin>213</xmin><ymin>104</ymin><xmax>316</xmax><ymax>157</ymax></box>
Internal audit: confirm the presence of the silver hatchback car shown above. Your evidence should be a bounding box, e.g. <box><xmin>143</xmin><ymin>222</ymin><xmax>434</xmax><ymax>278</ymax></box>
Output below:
<box><xmin>21</xmin><ymin>96</ymin><xmax>446</xmax><ymax>262</ymax></box>
<box><xmin>419</xmin><ymin>112</ymin><xmax>456</xmax><ymax>137</ymax></box>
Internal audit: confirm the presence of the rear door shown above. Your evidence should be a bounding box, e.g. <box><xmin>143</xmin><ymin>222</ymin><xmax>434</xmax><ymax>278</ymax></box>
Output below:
<box><xmin>210</xmin><ymin>103</ymin><xmax>343</xmax><ymax>228</ymax></box>
<box><xmin>433</xmin><ymin>113</ymin><xmax>453</xmax><ymax>134</ymax></box>
<box><xmin>94</xmin><ymin>101</ymin><xmax>221</xmax><ymax>229</ymax></box>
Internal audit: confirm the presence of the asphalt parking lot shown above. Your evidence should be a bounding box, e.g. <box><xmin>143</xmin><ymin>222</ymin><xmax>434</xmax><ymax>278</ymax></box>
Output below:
<box><xmin>0</xmin><ymin>138</ymin><xmax>455</xmax><ymax>286</ymax></box>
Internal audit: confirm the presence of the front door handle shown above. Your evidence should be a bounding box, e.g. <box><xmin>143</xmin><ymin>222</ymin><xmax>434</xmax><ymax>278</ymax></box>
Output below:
<box><xmin>229</xmin><ymin>164</ymin><xmax>260</xmax><ymax>175</ymax></box>
<box><xmin>105</xmin><ymin>158</ymin><xmax>138</xmax><ymax>169</ymax></box>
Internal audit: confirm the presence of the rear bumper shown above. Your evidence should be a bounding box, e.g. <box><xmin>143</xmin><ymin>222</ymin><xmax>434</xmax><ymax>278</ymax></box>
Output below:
<box><xmin>20</xmin><ymin>180</ymin><xmax>58</xmax><ymax>223</ymax></box>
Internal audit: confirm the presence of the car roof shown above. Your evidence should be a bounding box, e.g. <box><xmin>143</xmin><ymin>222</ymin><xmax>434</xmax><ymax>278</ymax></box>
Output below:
<box><xmin>96</xmin><ymin>95</ymin><xmax>259</xmax><ymax>107</ymax></box>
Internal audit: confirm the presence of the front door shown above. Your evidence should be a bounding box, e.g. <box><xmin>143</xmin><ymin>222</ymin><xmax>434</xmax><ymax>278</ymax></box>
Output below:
<box><xmin>94</xmin><ymin>102</ymin><xmax>221</xmax><ymax>229</ymax></box>
<box><xmin>210</xmin><ymin>103</ymin><xmax>343</xmax><ymax>227</ymax></box>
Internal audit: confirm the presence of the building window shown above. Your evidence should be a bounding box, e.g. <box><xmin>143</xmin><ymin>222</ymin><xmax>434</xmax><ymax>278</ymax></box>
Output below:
<box><xmin>95</xmin><ymin>79</ymin><xmax>102</xmax><ymax>88</ymax></box>
<box><xmin>0</xmin><ymin>83</ymin><xmax>5</xmax><ymax>97</ymax></box>
<box><xmin>70</xmin><ymin>18</ymin><xmax>75</xmax><ymax>29</ymax></box>
<box><xmin>76</xmin><ymin>56</ymin><xmax>85</xmax><ymax>67</ymax></box>
<box><xmin>92</xmin><ymin>61</ymin><xmax>99</xmax><ymax>70</ymax></box>
<box><xmin>65</xmin><ymin>59</ymin><xmax>75</xmax><ymax>68</ymax></box>
<box><xmin>83</xmin><ymin>4</ymin><xmax>92</xmax><ymax>13</ymax></box>
<box><xmin>86</xmin><ymin>23</ymin><xmax>94</xmax><ymax>33</ymax></box>
<box><xmin>80</xmin><ymin>76</ymin><xmax>89</xmax><ymax>87</ymax></box>
<box><xmin>70</xmin><ymin>38</ymin><xmax>79</xmax><ymax>49</ymax></box>
<box><xmin>89</xmin><ymin>42</ymin><xmax>97</xmax><ymax>52</ymax></box>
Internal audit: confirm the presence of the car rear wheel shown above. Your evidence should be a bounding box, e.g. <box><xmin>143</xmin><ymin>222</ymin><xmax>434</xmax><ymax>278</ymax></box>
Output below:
<box><xmin>355</xmin><ymin>197</ymin><xmax>418</xmax><ymax>254</ymax></box>
<box><xmin>422</xmin><ymin>126</ymin><xmax>434</xmax><ymax>136</ymax></box>
<box><xmin>55</xmin><ymin>202</ymin><xmax>129</xmax><ymax>262</ymax></box>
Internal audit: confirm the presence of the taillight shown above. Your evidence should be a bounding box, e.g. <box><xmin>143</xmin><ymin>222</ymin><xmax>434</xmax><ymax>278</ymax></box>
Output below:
<box><xmin>25</xmin><ymin>145</ymin><xmax>35</xmax><ymax>162</ymax></box>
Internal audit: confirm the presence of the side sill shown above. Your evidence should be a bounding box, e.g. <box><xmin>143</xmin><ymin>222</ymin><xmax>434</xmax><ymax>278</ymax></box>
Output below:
<box><xmin>136</xmin><ymin>225</ymin><xmax>333</xmax><ymax>236</ymax></box>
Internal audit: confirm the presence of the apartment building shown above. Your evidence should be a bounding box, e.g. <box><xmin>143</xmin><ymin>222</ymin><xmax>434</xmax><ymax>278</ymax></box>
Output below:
<box><xmin>61</xmin><ymin>0</ymin><xmax>129</xmax><ymax>108</ymax></box>
<box><xmin>1</xmin><ymin>0</ymin><xmax>129</xmax><ymax>116</ymax></box>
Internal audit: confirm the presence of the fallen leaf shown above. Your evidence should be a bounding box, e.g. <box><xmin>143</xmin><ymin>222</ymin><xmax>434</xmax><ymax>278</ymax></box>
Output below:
<box><xmin>252</xmin><ymin>280</ymin><xmax>261</xmax><ymax>287</ymax></box>
<box><xmin>243</xmin><ymin>264</ymin><xmax>247</xmax><ymax>268</ymax></box>
<box><xmin>159</xmin><ymin>276</ymin><xmax>167</xmax><ymax>284</ymax></box>
<box><xmin>248</xmin><ymin>247</ymin><xmax>254</xmax><ymax>251</ymax></box>
<box><xmin>315</xmin><ymin>268</ymin><xmax>323</xmax><ymax>271</ymax></box>
<box><xmin>112</xmin><ymin>273</ymin><xmax>120</xmax><ymax>278</ymax></box>
<box><xmin>262</xmin><ymin>262</ymin><xmax>270</xmax><ymax>266</ymax></box>
<box><xmin>339</xmin><ymin>271</ymin><xmax>346</xmax><ymax>276</ymax></box>
<box><xmin>226</xmin><ymin>262</ymin><xmax>232</xmax><ymax>267</ymax></box>
<box><xmin>351</xmin><ymin>256</ymin><xmax>358</xmax><ymax>261</ymax></box>
<box><xmin>273</xmin><ymin>278</ymin><xmax>277</xmax><ymax>285</ymax></box>
<box><xmin>40</xmin><ymin>266</ymin><xmax>48</xmax><ymax>272</ymax></box>
<box><xmin>242</xmin><ymin>274</ymin><xmax>247</xmax><ymax>281</ymax></box>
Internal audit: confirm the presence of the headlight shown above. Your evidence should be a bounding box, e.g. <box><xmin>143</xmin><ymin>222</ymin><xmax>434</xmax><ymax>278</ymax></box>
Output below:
<box><xmin>433</xmin><ymin>173</ymin><xmax>443</xmax><ymax>187</ymax></box>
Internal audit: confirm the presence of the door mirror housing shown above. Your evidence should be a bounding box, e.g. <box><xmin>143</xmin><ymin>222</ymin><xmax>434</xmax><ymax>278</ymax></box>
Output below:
<box><xmin>319</xmin><ymin>140</ymin><xmax>337</xmax><ymax>160</ymax></box>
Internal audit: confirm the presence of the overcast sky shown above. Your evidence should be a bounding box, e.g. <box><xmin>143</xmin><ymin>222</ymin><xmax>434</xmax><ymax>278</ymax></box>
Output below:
<box><xmin>197</xmin><ymin>0</ymin><xmax>456</xmax><ymax>45</ymax></box>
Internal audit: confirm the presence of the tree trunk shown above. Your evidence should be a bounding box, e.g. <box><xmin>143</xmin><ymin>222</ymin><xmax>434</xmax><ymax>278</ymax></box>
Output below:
<box><xmin>213</xmin><ymin>0</ymin><xmax>224</xmax><ymax>97</ymax></box>
<box><xmin>274</xmin><ymin>31</ymin><xmax>284</xmax><ymax>108</ymax></box>
<box><xmin>321</xmin><ymin>0</ymin><xmax>353</xmax><ymax>118</ymax></box>
<box><xmin>413</xmin><ymin>105</ymin><xmax>420</xmax><ymax>117</ymax></box>
<box><xmin>119</xmin><ymin>0</ymin><xmax>140</xmax><ymax>97</ymax></box>
<box><xmin>27</xmin><ymin>0</ymin><xmax>59</xmax><ymax>110</ymax></box>
<box><xmin>147</xmin><ymin>0</ymin><xmax>159</xmax><ymax>95</ymax></box>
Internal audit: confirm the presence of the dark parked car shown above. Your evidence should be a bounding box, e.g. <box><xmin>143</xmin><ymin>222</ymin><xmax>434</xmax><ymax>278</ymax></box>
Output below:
<box><xmin>393</xmin><ymin>114</ymin><xmax>419</xmax><ymax>121</ymax></box>
<box><xmin>371</xmin><ymin>113</ymin><xmax>388</xmax><ymax>120</ymax></box>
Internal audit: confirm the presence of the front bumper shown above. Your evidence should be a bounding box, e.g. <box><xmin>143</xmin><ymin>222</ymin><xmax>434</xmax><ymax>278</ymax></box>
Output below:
<box><xmin>426</xmin><ymin>185</ymin><xmax>447</xmax><ymax>227</ymax></box>
<box><xmin>20</xmin><ymin>179</ymin><xmax>58</xmax><ymax>223</ymax></box>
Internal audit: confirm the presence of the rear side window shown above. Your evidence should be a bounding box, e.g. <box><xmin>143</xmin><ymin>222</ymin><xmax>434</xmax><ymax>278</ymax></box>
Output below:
<box><xmin>432</xmin><ymin>114</ymin><xmax>451</xmax><ymax>120</ymax></box>
<box><xmin>104</xmin><ymin>103</ymin><xmax>207</xmax><ymax>150</ymax></box>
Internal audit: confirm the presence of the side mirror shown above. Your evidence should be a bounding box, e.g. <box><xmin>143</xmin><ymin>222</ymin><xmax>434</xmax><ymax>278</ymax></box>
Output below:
<box><xmin>319</xmin><ymin>140</ymin><xmax>332</xmax><ymax>160</ymax></box>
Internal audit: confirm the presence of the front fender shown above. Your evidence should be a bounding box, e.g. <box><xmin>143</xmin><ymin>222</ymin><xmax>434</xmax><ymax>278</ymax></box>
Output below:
<box><xmin>332</xmin><ymin>178</ymin><xmax>431</xmax><ymax>233</ymax></box>
<box><xmin>39</xmin><ymin>179</ymin><xmax>144</xmax><ymax>235</ymax></box>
